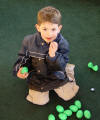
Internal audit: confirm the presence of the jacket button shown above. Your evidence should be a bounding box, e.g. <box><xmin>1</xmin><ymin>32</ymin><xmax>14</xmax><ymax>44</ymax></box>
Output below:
<box><xmin>41</xmin><ymin>42</ymin><xmax>44</xmax><ymax>46</ymax></box>
<box><xmin>38</xmin><ymin>70</ymin><xmax>40</xmax><ymax>73</ymax></box>
<box><xmin>41</xmin><ymin>87</ymin><xmax>43</xmax><ymax>90</ymax></box>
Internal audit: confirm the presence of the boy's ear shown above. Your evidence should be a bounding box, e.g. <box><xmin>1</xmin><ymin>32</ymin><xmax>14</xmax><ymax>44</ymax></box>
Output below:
<box><xmin>35</xmin><ymin>24</ymin><xmax>40</xmax><ymax>32</ymax></box>
<box><xmin>58</xmin><ymin>25</ymin><xmax>62</xmax><ymax>33</ymax></box>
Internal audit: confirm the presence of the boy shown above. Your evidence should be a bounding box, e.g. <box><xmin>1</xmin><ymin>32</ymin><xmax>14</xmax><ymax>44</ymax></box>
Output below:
<box><xmin>13</xmin><ymin>6</ymin><xmax>79</xmax><ymax>105</ymax></box>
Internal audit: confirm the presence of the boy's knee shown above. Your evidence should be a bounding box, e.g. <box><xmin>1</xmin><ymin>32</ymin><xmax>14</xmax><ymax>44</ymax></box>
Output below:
<box><xmin>54</xmin><ymin>82</ymin><xmax>79</xmax><ymax>101</ymax></box>
<box><xmin>26</xmin><ymin>89</ymin><xmax>49</xmax><ymax>105</ymax></box>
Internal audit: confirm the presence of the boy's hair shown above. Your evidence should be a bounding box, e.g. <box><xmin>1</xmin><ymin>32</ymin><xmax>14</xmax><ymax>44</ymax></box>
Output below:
<box><xmin>37</xmin><ymin>6</ymin><xmax>62</xmax><ymax>25</ymax></box>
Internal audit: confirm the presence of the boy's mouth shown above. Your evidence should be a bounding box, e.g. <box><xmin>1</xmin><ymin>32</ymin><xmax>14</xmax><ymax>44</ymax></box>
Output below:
<box><xmin>46</xmin><ymin>37</ymin><xmax>52</xmax><ymax>40</ymax></box>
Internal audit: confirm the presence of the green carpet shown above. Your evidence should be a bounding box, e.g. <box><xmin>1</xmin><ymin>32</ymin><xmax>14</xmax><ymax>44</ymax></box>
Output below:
<box><xmin>0</xmin><ymin>0</ymin><xmax>100</xmax><ymax>119</ymax></box>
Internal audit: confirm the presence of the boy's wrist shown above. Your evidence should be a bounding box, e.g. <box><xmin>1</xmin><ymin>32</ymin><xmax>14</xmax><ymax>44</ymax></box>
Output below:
<box><xmin>46</xmin><ymin>52</ymin><xmax>57</xmax><ymax>62</ymax></box>
<box><xmin>49</xmin><ymin>53</ymin><xmax>55</xmax><ymax>57</ymax></box>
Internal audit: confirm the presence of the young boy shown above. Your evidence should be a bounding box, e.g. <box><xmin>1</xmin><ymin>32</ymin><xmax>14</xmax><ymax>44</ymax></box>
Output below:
<box><xmin>13</xmin><ymin>6</ymin><xmax>79</xmax><ymax>105</ymax></box>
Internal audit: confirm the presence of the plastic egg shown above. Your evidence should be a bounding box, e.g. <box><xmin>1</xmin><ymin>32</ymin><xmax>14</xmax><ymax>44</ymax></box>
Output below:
<box><xmin>93</xmin><ymin>65</ymin><xmax>99</xmax><ymax>71</ymax></box>
<box><xmin>84</xmin><ymin>110</ymin><xmax>91</xmax><ymax>119</ymax></box>
<box><xmin>76</xmin><ymin>110</ymin><xmax>83</xmax><ymax>119</ymax></box>
<box><xmin>74</xmin><ymin>100</ymin><xmax>82</xmax><ymax>109</ymax></box>
<box><xmin>64</xmin><ymin>109</ymin><xmax>72</xmax><ymax>116</ymax></box>
<box><xmin>90</xmin><ymin>88</ymin><xmax>95</xmax><ymax>92</ymax></box>
<box><xmin>88</xmin><ymin>62</ymin><xmax>93</xmax><ymax>68</ymax></box>
<box><xmin>56</xmin><ymin>105</ymin><xmax>64</xmax><ymax>113</ymax></box>
<box><xmin>48</xmin><ymin>114</ymin><xmax>55</xmax><ymax>120</ymax></box>
<box><xmin>58</xmin><ymin>113</ymin><xmax>67</xmax><ymax>120</ymax></box>
<box><xmin>21</xmin><ymin>67</ymin><xmax>28</xmax><ymax>74</ymax></box>
<box><xmin>69</xmin><ymin>105</ymin><xmax>78</xmax><ymax>112</ymax></box>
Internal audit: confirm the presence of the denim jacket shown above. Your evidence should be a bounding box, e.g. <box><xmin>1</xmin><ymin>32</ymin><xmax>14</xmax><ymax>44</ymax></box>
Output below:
<box><xmin>13</xmin><ymin>32</ymin><xmax>70</xmax><ymax>91</ymax></box>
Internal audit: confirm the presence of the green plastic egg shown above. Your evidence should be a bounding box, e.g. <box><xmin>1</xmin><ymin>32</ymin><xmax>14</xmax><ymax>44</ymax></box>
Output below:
<box><xmin>74</xmin><ymin>100</ymin><xmax>82</xmax><ymax>109</ymax></box>
<box><xmin>56</xmin><ymin>105</ymin><xmax>64</xmax><ymax>113</ymax></box>
<box><xmin>76</xmin><ymin>110</ymin><xmax>83</xmax><ymax>119</ymax></box>
<box><xmin>84</xmin><ymin>110</ymin><xmax>91</xmax><ymax>119</ymax></box>
<box><xmin>64</xmin><ymin>109</ymin><xmax>72</xmax><ymax>116</ymax></box>
<box><xmin>69</xmin><ymin>105</ymin><xmax>78</xmax><ymax>112</ymax></box>
<box><xmin>58</xmin><ymin>113</ymin><xmax>67</xmax><ymax>120</ymax></box>
<box><xmin>88</xmin><ymin>62</ymin><xmax>93</xmax><ymax>68</ymax></box>
<box><xmin>92</xmin><ymin>65</ymin><xmax>99</xmax><ymax>71</ymax></box>
<box><xmin>21</xmin><ymin>67</ymin><xmax>28</xmax><ymax>74</ymax></box>
<box><xmin>48</xmin><ymin>114</ymin><xmax>55</xmax><ymax>120</ymax></box>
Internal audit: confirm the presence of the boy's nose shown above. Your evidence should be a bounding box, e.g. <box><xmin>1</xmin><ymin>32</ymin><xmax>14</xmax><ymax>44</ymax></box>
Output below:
<box><xmin>46</xmin><ymin>31</ymin><xmax>52</xmax><ymax>37</ymax></box>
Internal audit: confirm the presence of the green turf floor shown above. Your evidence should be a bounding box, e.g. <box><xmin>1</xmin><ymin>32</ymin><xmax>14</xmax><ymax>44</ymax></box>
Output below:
<box><xmin>0</xmin><ymin>0</ymin><xmax>100</xmax><ymax>120</ymax></box>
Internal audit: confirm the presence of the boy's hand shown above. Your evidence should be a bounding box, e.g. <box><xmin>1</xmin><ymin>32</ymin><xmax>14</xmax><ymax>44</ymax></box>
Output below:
<box><xmin>17</xmin><ymin>67</ymin><xmax>29</xmax><ymax>79</ymax></box>
<box><xmin>49</xmin><ymin>42</ymin><xmax>58</xmax><ymax>57</ymax></box>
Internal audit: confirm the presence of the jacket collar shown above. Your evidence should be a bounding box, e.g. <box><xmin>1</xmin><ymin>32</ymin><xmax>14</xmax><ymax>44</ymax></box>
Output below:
<box><xmin>36</xmin><ymin>32</ymin><xmax>61</xmax><ymax>46</ymax></box>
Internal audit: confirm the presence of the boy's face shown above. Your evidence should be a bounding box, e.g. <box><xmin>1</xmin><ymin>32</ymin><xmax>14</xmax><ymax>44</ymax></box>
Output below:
<box><xmin>35</xmin><ymin>22</ymin><xmax>62</xmax><ymax>43</ymax></box>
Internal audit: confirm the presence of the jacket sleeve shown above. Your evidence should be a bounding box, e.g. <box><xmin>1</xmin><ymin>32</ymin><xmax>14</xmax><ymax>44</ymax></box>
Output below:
<box><xmin>12</xmin><ymin>36</ymin><xmax>30</xmax><ymax>77</ymax></box>
<box><xmin>46</xmin><ymin>39</ymin><xmax>69</xmax><ymax>72</ymax></box>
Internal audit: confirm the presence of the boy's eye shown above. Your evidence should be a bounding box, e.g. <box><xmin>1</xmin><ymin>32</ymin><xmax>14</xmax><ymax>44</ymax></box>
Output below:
<box><xmin>43</xmin><ymin>28</ymin><xmax>47</xmax><ymax>31</ymax></box>
<box><xmin>52</xmin><ymin>28</ymin><xmax>56</xmax><ymax>31</ymax></box>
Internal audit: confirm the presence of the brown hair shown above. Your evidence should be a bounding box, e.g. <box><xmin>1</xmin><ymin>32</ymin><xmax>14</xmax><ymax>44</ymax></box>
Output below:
<box><xmin>37</xmin><ymin>6</ymin><xmax>62</xmax><ymax>25</ymax></box>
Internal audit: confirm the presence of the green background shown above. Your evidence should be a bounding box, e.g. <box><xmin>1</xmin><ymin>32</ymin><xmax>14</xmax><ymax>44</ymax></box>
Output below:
<box><xmin>0</xmin><ymin>0</ymin><xmax>100</xmax><ymax>120</ymax></box>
